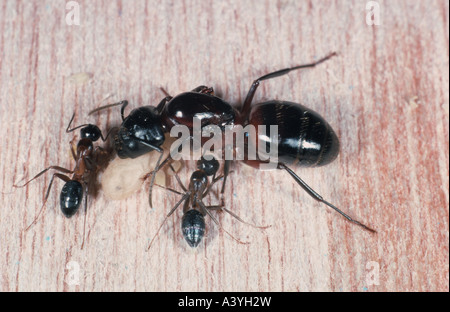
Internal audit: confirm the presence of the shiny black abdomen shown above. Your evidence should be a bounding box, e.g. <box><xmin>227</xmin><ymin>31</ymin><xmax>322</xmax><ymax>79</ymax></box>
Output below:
<box><xmin>60</xmin><ymin>180</ymin><xmax>84</xmax><ymax>218</ymax></box>
<box><xmin>181</xmin><ymin>210</ymin><xmax>205</xmax><ymax>248</ymax></box>
<box><xmin>248</xmin><ymin>101</ymin><xmax>339</xmax><ymax>167</ymax></box>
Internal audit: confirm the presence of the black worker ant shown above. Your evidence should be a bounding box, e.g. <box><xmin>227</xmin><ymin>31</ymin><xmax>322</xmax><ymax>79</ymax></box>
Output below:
<box><xmin>147</xmin><ymin>155</ymin><xmax>269</xmax><ymax>249</ymax></box>
<box><xmin>14</xmin><ymin>114</ymin><xmax>113</xmax><ymax>248</ymax></box>
<box><xmin>90</xmin><ymin>52</ymin><xmax>376</xmax><ymax>234</ymax></box>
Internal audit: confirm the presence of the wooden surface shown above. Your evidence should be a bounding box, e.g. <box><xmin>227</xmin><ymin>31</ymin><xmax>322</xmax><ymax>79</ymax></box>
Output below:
<box><xmin>0</xmin><ymin>0</ymin><xmax>448</xmax><ymax>292</ymax></box>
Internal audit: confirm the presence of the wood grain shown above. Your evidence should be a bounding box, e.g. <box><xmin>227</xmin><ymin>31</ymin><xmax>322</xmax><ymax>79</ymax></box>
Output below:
<box><xmin>0</xmin><ymin>0</ymin><xmax>448</xmax><ymax>292</ymax></box>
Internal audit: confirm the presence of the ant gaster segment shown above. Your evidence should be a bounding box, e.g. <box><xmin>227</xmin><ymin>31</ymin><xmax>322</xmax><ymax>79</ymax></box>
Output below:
<box><xmin>14</xmin><ymin>114</ymin><xmax>113</xmax><ymax>248</ymax></box>
<box><xmin>147</xmin><ymin>156</ymin><xmax>269</xmax><ymax>249</ymax></box>
<box><xmin>91</xmin><ymin>52</ymin><xmax>376</xmax><ymax>233</ymax></box>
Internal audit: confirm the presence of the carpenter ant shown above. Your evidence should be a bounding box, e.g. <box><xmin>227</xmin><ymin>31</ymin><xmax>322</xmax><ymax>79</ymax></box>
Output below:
<box><xmin>91</xmin><ymin>52</ymin><xmax>376</xmax><ymax>233</ymax></box>
<box><xmin>147</xmin><ymin>155</ymin><xmax>269</xmax><ymax>249</ymax></box>
<box><xmin>14</xmin><ymin>114</ymin><xmax>113</xmax><ymax>248</ymax></box>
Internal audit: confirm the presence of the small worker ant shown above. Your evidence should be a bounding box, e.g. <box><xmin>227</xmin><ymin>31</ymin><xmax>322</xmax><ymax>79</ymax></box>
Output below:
<box><xmin>147</xmin><ymin>155</ymin><xmax>269</xmax><ymax>249</ymax></box>
<box><xmin>14</xmin><ymin>114</ymin><xmax>113</xmax><ymax>248</ymax></box>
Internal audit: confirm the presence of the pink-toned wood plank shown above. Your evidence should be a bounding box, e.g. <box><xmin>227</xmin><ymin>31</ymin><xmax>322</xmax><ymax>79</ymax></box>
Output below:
<box><xmin>0</xmin><ymin>0</ymin><xmax>448</xmax><ymax>292</ymax></box>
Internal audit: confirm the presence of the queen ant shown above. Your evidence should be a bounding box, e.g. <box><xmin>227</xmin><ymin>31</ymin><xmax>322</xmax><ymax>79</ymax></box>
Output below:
<box><xmin>91</xmin><ymin>52</ymin><xmax>376</xmax><ymax>235</ymax></box>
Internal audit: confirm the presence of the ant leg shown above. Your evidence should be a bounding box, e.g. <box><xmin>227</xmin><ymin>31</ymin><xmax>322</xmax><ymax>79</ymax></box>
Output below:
<box><xmin>156</xmin><ymin>95</ymin><xmax>172</xmax><ymax>114</ymax></box>
<box><xmin>147</xmin><ymin>135</ymin><xmax>194</xmax><ymax>207</ymax></box>
<box><xmin>146</xmin><ymin>154</ymin><xmax>173</xmax><ymax>208</ymax></box>
<box><xmin>156</xmin><ymin>87</ymin><xmax>174</xmax><ymax>112</ymax></box>
<box><xmin>197</xmin><ymin>200</ymin><xmax>250</xmax><ymax>245</ymax></box>
<box><xmin>153</xmin><ymin>183</ymin><xmax>185</xmax><ymax>196</ymax></box>
<box><xmin>24</xmin><ymin>173</ymin><xmax>71</xmax><ymax>231</ymax></box>
<box><xmin>80</xmin><ymin>183</ymin><xmax>89</xmax><ymax>249</ymax></box>
<box><xmin>168</xmin><ymin>163</ymin><xmax>188</xmax><ymax>192</ymax></box>
<box><xmin>191</xmin><ymin>86</ymin><xmax>214</xmax><ymax>95</ymax></box>
<box><xmin>143</xmin><ymin>138</ymin><xmax>183</xmax><ymax>181</ymax></box>
<box><xmin>99</xmin><ymin>126</ymin><xmax>118</xmax><ymax>142</ymax></box>
<box><xmin>132</xmin><ymin>137</ymin><xmax>164</xmax><ymax>153</ymax></box>
<box><xmin>277</xmin><ymin>163</ymin><xmax>376</xmax><ymax>233</ymax></box>
<box><xmin>203</xmin><ymin>167</ymin><xmax>235</xmax><ymax>198</ymax></box>
<box><xmin>147</xmin><ymin>163</ymin><xmax>187</xmax><ymax>202</ymax></box>
<box><xmin>203</xmin><ymin>174</ymin><xmax>224</xmax><ymax>198</ymax></box>
<box><xmin>14</xmin><ymin>166</ymin><xmax>73</xmax><ymax>188</ymax></box>
<box><xmin>220</xmin><ymin>159</ymin><xmax>231</xmax><ymax>194</ymax></box>
<box><xmin>207</xmin><ymin>202</ymin><xmax>271</xmax><ymax>229</ymax></box>
<box><xmin>147</xmin><ymin>193</ymin><xmax>190</xmax><ymax>251</ymax></box>
<box><xmin>222</xmin><ymin>207</ymin><xmax>270</xmax><ymax>229</ymax></box>
<box><xmin>240</xmin><ymin>52</ymin><xmax>338</xmax><ymax>120</ymax></box>
<box><xmin>89</xmin><ymin>100</ymin><xmax>129</xmax><ymax>121</ymax></box>
<box><xmin>69</xmin><ymin>139</ymin><xmax>77</xmax><ymax>161</ymax></box>
<box><xmin>204</xmin><ymin>169</ymin><xmax>268</xmax><ymax>229</ymax></box>
<box><xmin>159</xmin><ymin>87</ymin><xmax>172</xmax><ymax>98</ymax></box>
<box><xmin>148</xmin><ymin>149</ymin><xmax>164</xmax><ymax>208</ymax></box>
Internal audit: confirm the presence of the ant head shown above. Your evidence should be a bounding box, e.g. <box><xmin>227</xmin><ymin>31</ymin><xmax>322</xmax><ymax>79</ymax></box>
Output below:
<box><xmin>66</xmin><ymin>114</ymin><xmax>104</xmax><ymax>142</ymax></box>
<box><xmin>197</xmin><ymin>155</ymin><xmax>219</xmax><ymax>176</ymax></box>
<box><xmin>181</xmin><ymin>210</ymin><xmax>205</xmax><ymax>248</ymax></box>
<box><xmin>115</xmin><ymin>106</ymin><xmax>165</xmax><ymax>159</ymax></box>
<box><xmin>80</xmin><ymin>124</ymin><xmax>102</xmax><ymax>142</ymax></box>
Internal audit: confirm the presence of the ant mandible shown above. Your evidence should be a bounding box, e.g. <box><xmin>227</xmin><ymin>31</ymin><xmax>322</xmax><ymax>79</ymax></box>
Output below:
<box><xmin>14</xmin><ymin>114</ymin><xmax>113</xmax><ymax>248</ymax></box>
